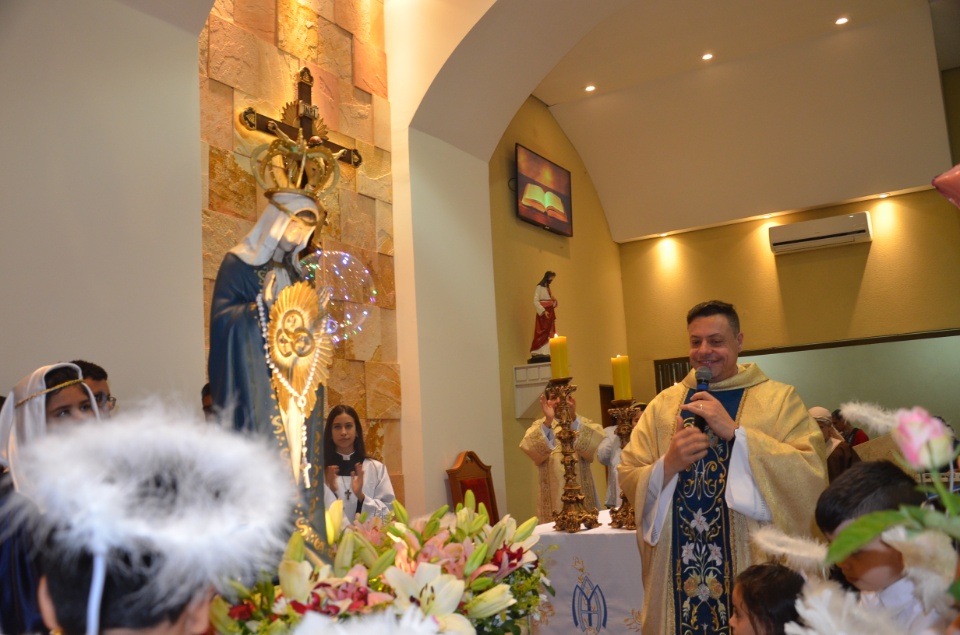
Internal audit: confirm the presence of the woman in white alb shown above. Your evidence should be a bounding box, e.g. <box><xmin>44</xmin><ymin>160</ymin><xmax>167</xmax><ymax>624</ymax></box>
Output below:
<box><xmin>323</xmin><ymin>405</ymin><xmax>395</xmax><ymax>522</ymax></box>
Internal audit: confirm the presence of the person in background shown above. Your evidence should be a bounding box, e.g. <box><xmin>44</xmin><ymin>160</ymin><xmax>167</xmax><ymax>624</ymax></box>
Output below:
<box><xmin>0</xmin><ymin>363</ymin><xmax>100</xmax><ymax>635</ymax></box>
<box><xmin>810</xmin><ymin>406</ymin><xmax>860</xmax><ymax>482</ymax></box>
<box><xmin>71</xmin><ymin>360</ymin><xmax>115</xmax><ymax>416</ymax></box>
<box><xmin>832</xmin><ymin>408</ymin><xmax>869</xmax><ymax>446</ymax></box>
<box><xmin>201</xmin><ymin>382</ymin><xmax>215</xmax><ymax>422</ymax></box>
<box><xmin>323</xmin><ymin>405</ymin><xmax>395</xmax><ymax>522</ymax></box>
<box><xmin>730</xmin><ymin>563</ymin><xmax>805</xmax><ymax>635</ymax></box>
<box><xmin>520</xmin><ymin>390</ymin><xmax>604</xmax><ymax>521</ymax></box>
<box><xmin>597</xmin><ymin>407</ymin><xmax>641</xmax><ymax>508</ymax></box>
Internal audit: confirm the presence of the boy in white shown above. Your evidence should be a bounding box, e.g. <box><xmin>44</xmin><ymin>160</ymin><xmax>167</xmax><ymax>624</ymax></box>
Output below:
<box><xmin>816</xmin><ymin>461</ymin><xmax>955</xmax><ymax>634</ymax></box>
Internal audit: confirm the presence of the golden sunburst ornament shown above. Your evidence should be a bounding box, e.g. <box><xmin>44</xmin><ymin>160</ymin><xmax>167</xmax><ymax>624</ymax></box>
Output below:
<box><xmin>266</xmin><ymin>282</ymin><xmax>334</xmax><ymax>418</ymax></box>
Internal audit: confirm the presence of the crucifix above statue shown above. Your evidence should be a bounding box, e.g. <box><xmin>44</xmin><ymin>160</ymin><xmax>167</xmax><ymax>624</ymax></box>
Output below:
<box><xmin>239</xmin><ymin>66</ymin><xmax>362</xmax><ymax>168</ymax></box>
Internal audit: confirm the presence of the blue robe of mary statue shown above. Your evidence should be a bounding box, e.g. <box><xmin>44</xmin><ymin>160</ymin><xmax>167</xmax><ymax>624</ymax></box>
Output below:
<box><xmin>208</xmin><ymin>197</ymin><xmax>327</xmax><ymax>551</ymax></box>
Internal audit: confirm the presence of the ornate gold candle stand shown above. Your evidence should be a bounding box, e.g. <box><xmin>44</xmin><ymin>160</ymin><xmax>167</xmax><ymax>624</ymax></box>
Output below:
<box><xmin>607</xmin><ymin>399</ymin><xmax>644</xmax><ymax>529</ymax></box>
<box><xmin>548</xmin><ymin>377</ymin><xmax>600</xmax><ymax>533</ymax></box>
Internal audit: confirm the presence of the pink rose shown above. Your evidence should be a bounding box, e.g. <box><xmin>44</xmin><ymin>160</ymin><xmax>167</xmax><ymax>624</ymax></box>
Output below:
<box><xmin>893</xmin><ymin>407</ymin><xmax>954</xmax><ymax>470</ymax></box>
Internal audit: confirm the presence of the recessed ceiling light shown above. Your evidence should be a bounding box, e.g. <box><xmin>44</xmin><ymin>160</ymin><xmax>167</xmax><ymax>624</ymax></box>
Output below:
<box><xmin>659</xmin><ymin>233</ymin><xmax>668</xmax><ymax>237</ymax></box>
<box><xmin>835</xmin><ymin>17</ymin><xmax>849</xmax><ymax>25</ymax></box>
<box><xmin>702</xmin><ymin>53</ymin><xmax>713</xmax><ymax>61</ymax></box>
<box><xmin>585</xmin><ymin>85</ymin><xmax>596</xmax><ymax>92</ymax></box>
<box><xmin>878</xmin><ymin>193</ymin><xmax>889</xmax><ymax>199</ymax></box>
<box><xmin>763</xmin><ymin>214</ymin><xmax>772</xmax><ymax>219</ymax></box>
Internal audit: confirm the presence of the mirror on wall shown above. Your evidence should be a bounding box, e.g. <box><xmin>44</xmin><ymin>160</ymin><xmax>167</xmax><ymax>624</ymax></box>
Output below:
<box><xmin>654</xmin><ymin>330</ymin><xmax>960</xmax><ymax>430</ymax></box>
<box><xmin>738</xmin><ymin>331</ymin><xmax>960</xmax><ymax>429</ymax></box>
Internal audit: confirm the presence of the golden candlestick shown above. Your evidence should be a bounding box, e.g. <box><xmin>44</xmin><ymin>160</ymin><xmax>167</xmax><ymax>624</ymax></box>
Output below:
<box><xmin>547</xmin><ymin>377</ymin><xmax>600</xmax><ymax>533</ymax></box>
<box><xmin>607</xmin><ymin>399</ymin><xmax>645</xmax><ymax>529</ymax></box>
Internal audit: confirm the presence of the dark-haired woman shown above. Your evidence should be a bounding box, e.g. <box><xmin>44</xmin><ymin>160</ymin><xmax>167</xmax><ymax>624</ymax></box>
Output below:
<box><xmin>0</xmin><ymin>363</ymin><xmax>99</xmax><ymax>635</ymax></box>
<box><xmin>322</xmin><ymin>405</ymin><xmax>395</xmax><ymax>523</ymax></box>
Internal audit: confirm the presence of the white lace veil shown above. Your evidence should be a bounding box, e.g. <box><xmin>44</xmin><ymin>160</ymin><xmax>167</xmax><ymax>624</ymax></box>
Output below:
<box><xmin>229</xmin><ymin>193</ymin><xmax>320</xmax><ymax>268</ymax></box>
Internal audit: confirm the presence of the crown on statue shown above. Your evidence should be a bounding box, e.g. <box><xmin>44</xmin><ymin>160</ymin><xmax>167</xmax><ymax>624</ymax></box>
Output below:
<box><xmin>250</xmin><ymin>120</ymin><xmax>341</xmax><ymax>214</ymax></box>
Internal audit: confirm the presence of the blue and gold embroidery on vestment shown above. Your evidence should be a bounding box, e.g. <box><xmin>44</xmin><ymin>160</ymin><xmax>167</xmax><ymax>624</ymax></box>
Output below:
<box><xmin>671</xmin><ymin>387</ymin><xmax>744</xmax><ymax>635</ymax></box>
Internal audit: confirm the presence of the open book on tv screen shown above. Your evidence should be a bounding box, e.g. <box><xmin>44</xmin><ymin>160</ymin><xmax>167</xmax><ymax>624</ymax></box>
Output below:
<box><xmin>515</xmin><ymin>144</ymin><xmax>572</xmax><ymax>237</ymax></box>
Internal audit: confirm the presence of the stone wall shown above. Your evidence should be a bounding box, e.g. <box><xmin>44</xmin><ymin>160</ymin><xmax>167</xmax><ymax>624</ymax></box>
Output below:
<box><xmin>198</xmin><ymin>0</ymin><xmax>402</xmax><ymax>498</ymax></box>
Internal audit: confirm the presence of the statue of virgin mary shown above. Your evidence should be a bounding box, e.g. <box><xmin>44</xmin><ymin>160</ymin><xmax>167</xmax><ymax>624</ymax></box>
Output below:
<box><xmin>208</xmin><ymin>126</ymin><xmax>338</xmax><ymax>550</ymax></box>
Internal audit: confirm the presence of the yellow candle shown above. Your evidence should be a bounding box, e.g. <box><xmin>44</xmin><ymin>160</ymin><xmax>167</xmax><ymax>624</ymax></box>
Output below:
<box><xmin>549</xmin><ymin>335</ymin><xmax>569</xmax><ymax>378</ymax></box>
<box><xmin>611</xmin><ymin>355</ymin><xmax>632</xmax><ymax>400</ymax></box>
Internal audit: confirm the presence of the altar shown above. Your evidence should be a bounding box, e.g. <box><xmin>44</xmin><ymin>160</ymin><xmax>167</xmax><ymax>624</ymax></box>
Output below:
<box><xmin>532</xmin><ymin>510</ymin><xmax>644</xmax><ymax>634</ymax></box>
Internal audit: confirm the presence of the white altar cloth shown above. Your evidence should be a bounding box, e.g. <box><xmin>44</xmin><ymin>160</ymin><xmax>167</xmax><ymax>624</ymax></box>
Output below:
<box><xmin>532</xmin><ymin>509</ymin><xmax>644</xmax><ymax>634</ymax></box>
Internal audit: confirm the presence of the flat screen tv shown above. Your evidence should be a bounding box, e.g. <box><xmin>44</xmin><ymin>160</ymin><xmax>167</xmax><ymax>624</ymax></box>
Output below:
<box><xmin>515</xmin><ymin>144</ymin><xmax>573</xmax><ymax>237</ymax></box>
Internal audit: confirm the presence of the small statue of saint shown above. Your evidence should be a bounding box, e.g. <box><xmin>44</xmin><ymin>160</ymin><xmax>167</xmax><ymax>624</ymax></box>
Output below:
<box><xmin>528</xmin><ymin>270</ymin><xmax>557</xmax><ymax>363</ymax></box>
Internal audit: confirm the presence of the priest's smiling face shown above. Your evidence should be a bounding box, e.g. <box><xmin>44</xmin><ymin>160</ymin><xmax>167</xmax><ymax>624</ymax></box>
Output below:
<box><xmin>688</xmin><ymin>314</ymin><xmax>743</xmax><ymax>383</ymax></box>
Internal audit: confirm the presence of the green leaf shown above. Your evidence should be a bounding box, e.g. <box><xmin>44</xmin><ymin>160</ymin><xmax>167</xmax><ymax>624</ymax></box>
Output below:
<box><xmin>423</xmin><ymin>518</ymin><xmax>441</xmax><ymax>541</ymax></box>
<box><xmin>464</xmin><ymin>543</ymin><xmax>489</xmax><ymax>576</ymax></box>
<box><xmin>825</xmin><ymin>510</ymin><xmax>913</xmax><ymax>565</ymax></box>
<box><xmin>471</xmin><ymin>576</ymin><xmax>495</xmax><ymax>591</ymax></box>
<box><xmin>334</xmin><ymin>531</ymin><xmax>355</xmax><ymax>576</ymax></box>
<box><xmin>367</xmin><ymin>547</ymin><xmax>398</xmax><ymax>579</ymax></box>
<box><xmin>908</xmin><ymin>508</ymin><xmax>960</xmax><ymax>540</ymax></box>
<box><xmin>513</xmin><ymin>517</ymin><xmax>538</xmax><ymax>542</ymax></box>
<box><xmin>949</xmin><ymin>578</ymin><xmax>960</xmax><ymax>604</ymax></box>
<box><xmin>429</xmin><ymin>504</ymin><xmax>450</xmax><ymax>524</ymax></box>
<box><xmin>355</xmin><ymin>535</ymin><xmax>379</xmax><ymax>568</ymax></box>
<box><xmin>283</xmin><ymin>531</ymin><xmax>305</xmax><ymax>562</ymax></box>
<box><xmin>393</xmin><ymin>499</ymin><xmax>409</xmax><ymax>524</ymax></box>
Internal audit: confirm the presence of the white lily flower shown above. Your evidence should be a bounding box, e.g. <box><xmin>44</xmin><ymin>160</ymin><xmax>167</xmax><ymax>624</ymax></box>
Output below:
<box><xmin>278</xmin><ymin>558</ymin><xmax>314</xmax><ymax>603</ymax></box>
<box><xmin>383</xmin><ymin>564</ymin><xmax>476</xmax><ymax>634</ymax></box>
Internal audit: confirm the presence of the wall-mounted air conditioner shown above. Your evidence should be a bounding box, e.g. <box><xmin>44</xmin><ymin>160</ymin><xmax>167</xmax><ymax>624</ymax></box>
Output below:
<box><xmin>769</xmin><ymin>211</ymin><xmax>872</xmax><ymax>255</ymax></box>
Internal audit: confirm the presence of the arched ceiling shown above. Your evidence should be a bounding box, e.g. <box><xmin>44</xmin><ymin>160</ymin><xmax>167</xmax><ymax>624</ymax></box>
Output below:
<box><xmin>410</xmin><ymin>0</ymin><xmax>957</xmax><ymax>243</ymax></box>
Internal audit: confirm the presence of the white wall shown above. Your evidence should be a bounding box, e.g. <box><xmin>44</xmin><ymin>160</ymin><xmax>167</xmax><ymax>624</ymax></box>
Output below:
<box><xmin>386</xmin><ymin>0</ymin><xmax>629</xmax><ymax>515</ymax></box>
<box><xmin>0</xmin><ymin>0</ymin><xmax>207</xmax><ymax>403</ymax></box>
<box><xmin>406</xmin><ymin>129</ymin><xmax>506</xmax><ymax>511</ymax></box>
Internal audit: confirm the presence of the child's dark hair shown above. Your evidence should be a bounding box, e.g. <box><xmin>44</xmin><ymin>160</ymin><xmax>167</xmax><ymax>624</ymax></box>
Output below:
<box><xmin>815</xmin><ymin>460</ymin><xmax>923</xmax><ymax>534</ymax></box>
<box><xmin>323</xmin><ymin>404</ymin><xmax>366</xmax><ymax>465</ymax></box>
<box><xmin>38</xmin><ymin>544</ymin><xmax>192</xmax><ymax>635</ymax></box>
<box><xmin>735</xmin><ymin>563</ymin><xmax>804</xmax><ymax>635</ymax></box>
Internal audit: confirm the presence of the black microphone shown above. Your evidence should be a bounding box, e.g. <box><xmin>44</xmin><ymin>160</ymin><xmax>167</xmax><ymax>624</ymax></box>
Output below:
<box><xmin>693</xmin><ymin>366</ymin><xmax>712</xmax><ymax>431</ymax></box>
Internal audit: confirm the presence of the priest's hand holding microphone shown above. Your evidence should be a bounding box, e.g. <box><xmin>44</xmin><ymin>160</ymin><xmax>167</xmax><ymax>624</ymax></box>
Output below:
<box><xmin>663</xmin><ymin>367</ymin><xmax>740</xmax><ymax>483</ymax></box>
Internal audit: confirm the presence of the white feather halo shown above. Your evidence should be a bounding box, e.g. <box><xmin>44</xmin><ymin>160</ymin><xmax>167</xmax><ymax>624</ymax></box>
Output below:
<box><xmin>292</xmin><ymin>609</ymin><xmax>441</xmax><ymax>635</ymax></box>
<box><xmin>839</xmin><ymin>402</ymin><xmax>899</xmax><ymax>436</ymax></box>
<box><xmin>750</xmin><ymin>525</ymin><xmax>829</xmax><ymax>576</ymax></box>
<box><xmin>4</xmin><ymin>403</ymin><xmax>295</xmax><ymax>611</ymax></box>
<box><xmin>785</xmin><ymin>579</ymin><xmax>903</xmax><ymax>635</ymax></box>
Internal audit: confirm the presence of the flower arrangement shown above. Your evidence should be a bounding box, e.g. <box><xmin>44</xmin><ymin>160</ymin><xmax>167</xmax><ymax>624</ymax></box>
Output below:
<box><xmin>826</xmin><ymin>405</ymin><xmax>960</xmax><ymax>605</ymax></box>
<box><xmin>211</xmin><ymin>491</ymin><xmax>553</xmax><ymax>635</ymax></box>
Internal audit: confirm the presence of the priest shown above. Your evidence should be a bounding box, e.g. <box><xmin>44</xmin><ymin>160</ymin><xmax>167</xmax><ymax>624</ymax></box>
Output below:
<box><xmin>618</xmin><ymin>300</ymin><xmax>826</xmax><ymax>635</ymax></box>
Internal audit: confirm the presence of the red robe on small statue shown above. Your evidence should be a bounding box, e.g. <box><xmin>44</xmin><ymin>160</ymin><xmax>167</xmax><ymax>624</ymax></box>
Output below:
<box><xmin>530</xmin><ymin>280</ymin><xmax>557</xmax><ymax>357</ymax></box>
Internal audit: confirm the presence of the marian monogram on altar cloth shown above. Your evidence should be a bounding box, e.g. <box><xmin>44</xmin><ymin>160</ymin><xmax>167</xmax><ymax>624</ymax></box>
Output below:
<box><xmin>672</xmin><ymin>387</ymin><xmax>744</xmax><ymax>635</ymax></box>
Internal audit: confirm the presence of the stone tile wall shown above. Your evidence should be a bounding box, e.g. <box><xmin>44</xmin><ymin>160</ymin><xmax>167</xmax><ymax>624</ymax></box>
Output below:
<box><xmin>198</xmin><ymin>0</ymin><xmax>401</xmax><ymax>499</ymax></box>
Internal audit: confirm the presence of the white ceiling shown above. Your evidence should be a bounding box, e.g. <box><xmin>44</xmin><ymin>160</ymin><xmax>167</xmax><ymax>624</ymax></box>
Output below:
<box><xmin>531</xmin><ymin>0</ymin><xmax>959</xmax><ymax>242</ymax></box>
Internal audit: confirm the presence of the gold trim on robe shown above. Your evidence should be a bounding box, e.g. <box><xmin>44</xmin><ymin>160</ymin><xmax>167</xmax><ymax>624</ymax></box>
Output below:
<box><xmin>618</xmin><ymin>364</ymin><xmax>827</xmax><ymax>634</ymax></box>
